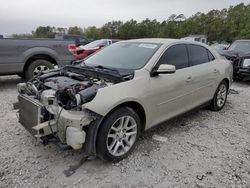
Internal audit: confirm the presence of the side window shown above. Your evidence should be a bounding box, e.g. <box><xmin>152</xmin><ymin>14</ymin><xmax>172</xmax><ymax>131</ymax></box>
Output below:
<box><xmin>188</xmin><ymin>44</ymin><xmax>210</xmax><ymax>66</ymax></box>
<box><xmin>157</xmin><ymin>44</ymin><xmax>188</xmax><ymax>69</ymax></box>
<box><xmin>207</xmin><ymin>50</ymin><xmax>215</xmax><ymax>61</ymax></box>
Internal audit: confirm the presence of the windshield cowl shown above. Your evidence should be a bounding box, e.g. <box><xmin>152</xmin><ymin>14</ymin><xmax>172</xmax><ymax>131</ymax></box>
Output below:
<box><xmin>63</xmin><ymin>65</ymin><xmax>127</xmax><ymax>83</ymax></box>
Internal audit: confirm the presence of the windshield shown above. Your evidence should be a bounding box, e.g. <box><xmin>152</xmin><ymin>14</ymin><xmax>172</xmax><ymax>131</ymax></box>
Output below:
<box><xmin>84</xmin><ymin>42</ymin><xmax>161</xmax><ymax>70</ymax></box>
<box><xmin>228</xmin><ymin>41</ymin><xmax>250</xmax><ymax>53</ymax></box>
<box><xmin>83</xmin><ymin>39</ymin><xmax>107</xmax><ymax>48</ymax></box>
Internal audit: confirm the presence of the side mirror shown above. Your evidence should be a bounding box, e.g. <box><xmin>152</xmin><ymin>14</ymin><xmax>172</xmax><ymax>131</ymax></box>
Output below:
<box><xmin>151</xmin><ymin>64</ymin><xmax>176</xmax><ymax>76</ymax></box>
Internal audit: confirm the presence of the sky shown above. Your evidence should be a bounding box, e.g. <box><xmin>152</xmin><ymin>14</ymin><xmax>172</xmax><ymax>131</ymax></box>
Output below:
<box><xmin>0</xmin><ymin>0</ymin><xmax>249</xmax><ymax>36</ymax></box>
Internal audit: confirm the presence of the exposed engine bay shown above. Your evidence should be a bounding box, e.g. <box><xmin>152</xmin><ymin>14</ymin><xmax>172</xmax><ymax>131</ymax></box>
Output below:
<box><xmin>16</xmin><ymin>65</ymin><xmax>134</xmax><ymax>151</ymax></box>
<box><xmin>18</xmin><ymin>65</ymin><xmax>129</xmax><ymax>110</ymax></box>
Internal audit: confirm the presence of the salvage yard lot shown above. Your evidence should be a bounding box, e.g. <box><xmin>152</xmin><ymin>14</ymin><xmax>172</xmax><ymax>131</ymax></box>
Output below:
<box><xmin>0</xmin><ymin>75</ymin><xmax>250</xmax><ymax>188</ymax></box>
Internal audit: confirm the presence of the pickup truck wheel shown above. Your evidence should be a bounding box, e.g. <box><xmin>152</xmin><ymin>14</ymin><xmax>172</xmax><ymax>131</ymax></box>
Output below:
<box><xmin>97</xmin><ymin>107</ymin><xmax>141</xmax><ymax>162</ymax></box>
<box><xmin>25</xmin><ymin>59</ymin><xmax>54</xmax><ymax>80</ymax></box>
<box><xmin>210</xmin><ymin>80</ymin><xmax>228</xmax><ymax>111</ymax></box>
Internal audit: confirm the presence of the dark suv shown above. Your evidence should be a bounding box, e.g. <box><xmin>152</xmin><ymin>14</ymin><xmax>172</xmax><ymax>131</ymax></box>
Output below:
<box><xmin>220</xmin><ymin>40</ymin><xmax>250</xmax><ymax>80</ymax></box>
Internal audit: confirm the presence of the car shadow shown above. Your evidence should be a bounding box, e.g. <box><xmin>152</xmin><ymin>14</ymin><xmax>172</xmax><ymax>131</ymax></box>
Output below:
<box><xmin>233</xmin><ymin>80</ymin><xmax>250</xmax><ymax>88</ymax></box>
<box><xmin>44</xmin><ymin>108</ymin><xmax>205</xmax><ymax>178</ymax></box>
<box><xmin>143</xmin><ymin>107</ymin><xmax>205</xmax><ymax>135</ymax></box>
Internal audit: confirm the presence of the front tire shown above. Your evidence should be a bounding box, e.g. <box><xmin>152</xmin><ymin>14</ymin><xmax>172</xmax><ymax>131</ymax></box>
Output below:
<box><xmin>97</xmin><ymin>107</ymin><xmax>141</xmax><ymax>162</ymax></box>
<box><xmin>210</xmin><ymin>80</ymin><xmax>228</xmax><ymax>111</ymax></box>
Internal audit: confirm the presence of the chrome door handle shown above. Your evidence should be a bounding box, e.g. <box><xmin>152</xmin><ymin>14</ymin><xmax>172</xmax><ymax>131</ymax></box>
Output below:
<box><xmin>186</xmin><ymin>76</ymin><xmax>192</xmax><ymax>82</ymax></box>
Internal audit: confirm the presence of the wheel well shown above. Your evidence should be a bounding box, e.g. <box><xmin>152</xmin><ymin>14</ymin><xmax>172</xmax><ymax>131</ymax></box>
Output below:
<box><xmin>23</xmin><ymin>54</ymin><xmax>57</xmax><ymax>73</ymax></box>
<box><xmin>102</xmin><ymin>102</ymin><xmax>146</xmax><ymax>132</ymax></box>
<box><xmin>222</xmin><ymin>78</ymin><xmax>229</xmax><ymax>88</ymax></box>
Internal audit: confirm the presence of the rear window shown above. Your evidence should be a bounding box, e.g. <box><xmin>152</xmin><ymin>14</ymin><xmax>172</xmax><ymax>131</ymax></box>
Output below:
<box><xmin>188</xmin><ymin>44</ymin><xmax>210</xmax><ymax>66</ymax></box>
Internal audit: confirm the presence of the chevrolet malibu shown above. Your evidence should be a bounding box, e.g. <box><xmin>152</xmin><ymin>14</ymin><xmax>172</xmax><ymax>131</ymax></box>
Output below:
<box><xmin>17</xmin><ymin>38</ymin><xmax>233</xmax><ymax>162</ymax></box>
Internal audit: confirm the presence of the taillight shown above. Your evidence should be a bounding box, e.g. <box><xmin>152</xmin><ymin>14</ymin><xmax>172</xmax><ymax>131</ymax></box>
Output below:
<box><xmin>68</xmin><ymin>44</ymin><xmax>77</xmax><ymax>56</ymax></box>
<box><xmin>77</xmin><ymin>49</ymin><xmax>84</xmax><ymax>55</ymax></box>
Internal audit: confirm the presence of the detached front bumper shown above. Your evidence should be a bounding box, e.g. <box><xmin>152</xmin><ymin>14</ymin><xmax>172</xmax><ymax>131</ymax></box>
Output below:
<box><xmin>18</xmin><ymin>94</ymin><xmax>103</xmax><ymax>151</ymax></box>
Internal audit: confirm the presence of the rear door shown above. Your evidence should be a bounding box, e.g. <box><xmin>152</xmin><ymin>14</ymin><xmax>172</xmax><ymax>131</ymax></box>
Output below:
<box><xmin>186</xmin><ymin>44</ymin><xmax>218</xmax><ymax>106</ymax></box>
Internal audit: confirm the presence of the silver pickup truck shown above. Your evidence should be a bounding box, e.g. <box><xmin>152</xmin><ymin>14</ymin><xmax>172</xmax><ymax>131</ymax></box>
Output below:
<box><xmin>0</xmin><ymin>38</ymin><xmax>76</xmax><ymax>79</ymax></box>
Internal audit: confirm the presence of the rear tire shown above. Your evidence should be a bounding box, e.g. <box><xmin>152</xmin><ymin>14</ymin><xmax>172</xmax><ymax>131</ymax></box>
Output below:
<box><xmin>210</xmin><ymin>80</ymin><xmax>228</xmax><ymax>111</ymax></box>
<box><xmin>97</xmin><ymin>107</ymin><xmax>141</xmax><ymax>162</ymax></box>
<box><xmin>25</xmin><ymin>59</ymin><xmax>54</xmax><ymax>80</ymax></box>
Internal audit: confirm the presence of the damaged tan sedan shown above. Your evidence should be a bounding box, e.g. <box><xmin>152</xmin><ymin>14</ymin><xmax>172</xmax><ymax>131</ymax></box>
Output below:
<box><xmin>17</xmin><ymin>39</ymin><xmax>233</xmax><ymax>161</ymax></box>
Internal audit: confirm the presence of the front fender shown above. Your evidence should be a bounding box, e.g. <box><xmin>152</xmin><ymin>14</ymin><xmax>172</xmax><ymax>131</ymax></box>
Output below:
<box><xmin>82</xmin><ymin>71</ymin><xmax>149</xmax><ymax>117</ymax></box>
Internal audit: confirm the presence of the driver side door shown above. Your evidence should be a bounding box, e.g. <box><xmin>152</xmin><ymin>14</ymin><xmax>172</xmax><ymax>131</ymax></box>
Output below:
<box><xmin>148</xmin><ymin>44</ymin><xmax>198</xmax><ymax>127</ymax></box>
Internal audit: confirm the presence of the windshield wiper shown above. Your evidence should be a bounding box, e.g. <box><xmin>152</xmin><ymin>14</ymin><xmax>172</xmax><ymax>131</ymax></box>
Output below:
<box><xmin>93</xmin><ymin>65</ymin><xmax>117</xmax><ymax>72</ymax></box>
<box><xmin>79</xmin><ymin>60</ymin><xmax>95</xmax><ymax>69</ymax></box>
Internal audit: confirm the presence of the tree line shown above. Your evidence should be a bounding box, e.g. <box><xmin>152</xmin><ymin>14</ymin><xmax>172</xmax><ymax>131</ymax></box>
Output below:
<box><xmin>11</xmin><ymin>3</ymin><xmax>250</xmax><ymax>42</ymax></box>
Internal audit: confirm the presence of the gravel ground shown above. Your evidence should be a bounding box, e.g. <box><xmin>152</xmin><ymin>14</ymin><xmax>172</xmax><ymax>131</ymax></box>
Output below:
<box><xmin>0</xmin><ymin>75</ymin><xmax>250</xmax><ymax>188</ymax></box>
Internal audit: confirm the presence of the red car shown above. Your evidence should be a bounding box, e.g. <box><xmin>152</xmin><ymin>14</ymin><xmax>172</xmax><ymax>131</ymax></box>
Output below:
<box><xmin>76</xmin><ymin>39</ymin><xmax>120</xmax><ymax>59</ymax></box>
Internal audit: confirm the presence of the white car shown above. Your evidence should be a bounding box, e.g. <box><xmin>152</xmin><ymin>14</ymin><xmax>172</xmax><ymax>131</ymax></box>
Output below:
<box><xmin>17</xmin><ymin>38</ymin><xmax>233</xmax><ymax>162</ymax></box>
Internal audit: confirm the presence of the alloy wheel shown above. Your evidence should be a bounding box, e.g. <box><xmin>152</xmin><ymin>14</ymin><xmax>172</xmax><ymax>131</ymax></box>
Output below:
<box><xmin>216</xmin><ymin>84</ymin><xmax>227</xmax><ymax>108</ymax></box>
<box><xmin>33</xmin><ymin>65</ymin><xmax>50</xmax><ymax>76</ymax></box>
<box><xmin>106</xmin><ymin>116</ymin><xmax>137</xmax><ymax>157</ymax></box>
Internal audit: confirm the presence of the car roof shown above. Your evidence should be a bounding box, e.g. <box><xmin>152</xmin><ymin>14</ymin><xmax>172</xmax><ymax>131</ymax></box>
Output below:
<box><xmin>234</xmin><ymin>39</ymin><xmax>250</xmax><ymax>42</ymax></box>
<box><xmin>121</xmin><ymin>38</ymin><xmax>221</xmax><ymax>60</ymax></box>
<box><xmin>125</xmin><ymin>38</ymin><xmax>179</xmax><ymax>44</ymax></box>
<box><xmin>122</xmin><ymin>38</ymin><xmax>210</xmax><ymax>47</ymax></box>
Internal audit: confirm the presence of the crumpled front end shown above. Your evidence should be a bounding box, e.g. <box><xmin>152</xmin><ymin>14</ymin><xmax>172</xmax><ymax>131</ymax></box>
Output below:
<box><xmin>17</xmin><ymin>88</ymin><xmax>100</xmax><ymax>150</ymax></box>
<box><xmin>15</xmin><ymin>67</ymin><xmax>122</xmax><ymax>150</ymax></box>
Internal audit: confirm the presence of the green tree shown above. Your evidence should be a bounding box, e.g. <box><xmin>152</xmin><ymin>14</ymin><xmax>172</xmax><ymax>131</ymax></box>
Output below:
<box><xmin>68</xmin><ymin>26</ymin><xmax>83</xmax><ymax>35</ymax></box>
<box><xmin>56</xmin><ymin>27</ymin><xmax>67</xmax><ymax>35</ymax></box>
<box><xmin>11</xmin><ymin>34</ymin><xmax>34</xmax><ymax>39</ymax></box>
<box><xmin>102</xmin><ymin>21</ymin><xmax>123</xmax><ymax>38</ymax></box>
<box><xmin>118</xmin><ymin>19</ymin><xmax>138</xmax><ymax>39</ymax></box>
<box><xmin>137</xmin><ymin>19</ymin><xmax>161</xmax><ymax>38</ymax></box>
<box><xmin>33</xmin><ymin>26</ymin><xmax>55</xmax><ymax>38</ymax></box>
<box><xmin>84</xmin><ymin>26</ymin><xmax>101</xmax><ymax>39</ymax></box>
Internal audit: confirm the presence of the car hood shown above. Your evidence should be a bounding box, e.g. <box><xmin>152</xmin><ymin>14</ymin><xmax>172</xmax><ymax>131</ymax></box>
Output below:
<box><xmin>220</xmin><ymin>50</ymin><xmax>250</xmax><ymax>58</ymax></box>
<box><xmin>78</xmin><ymin>46</ymin><xmax>100</xmax><ymax>51</ymax></box>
